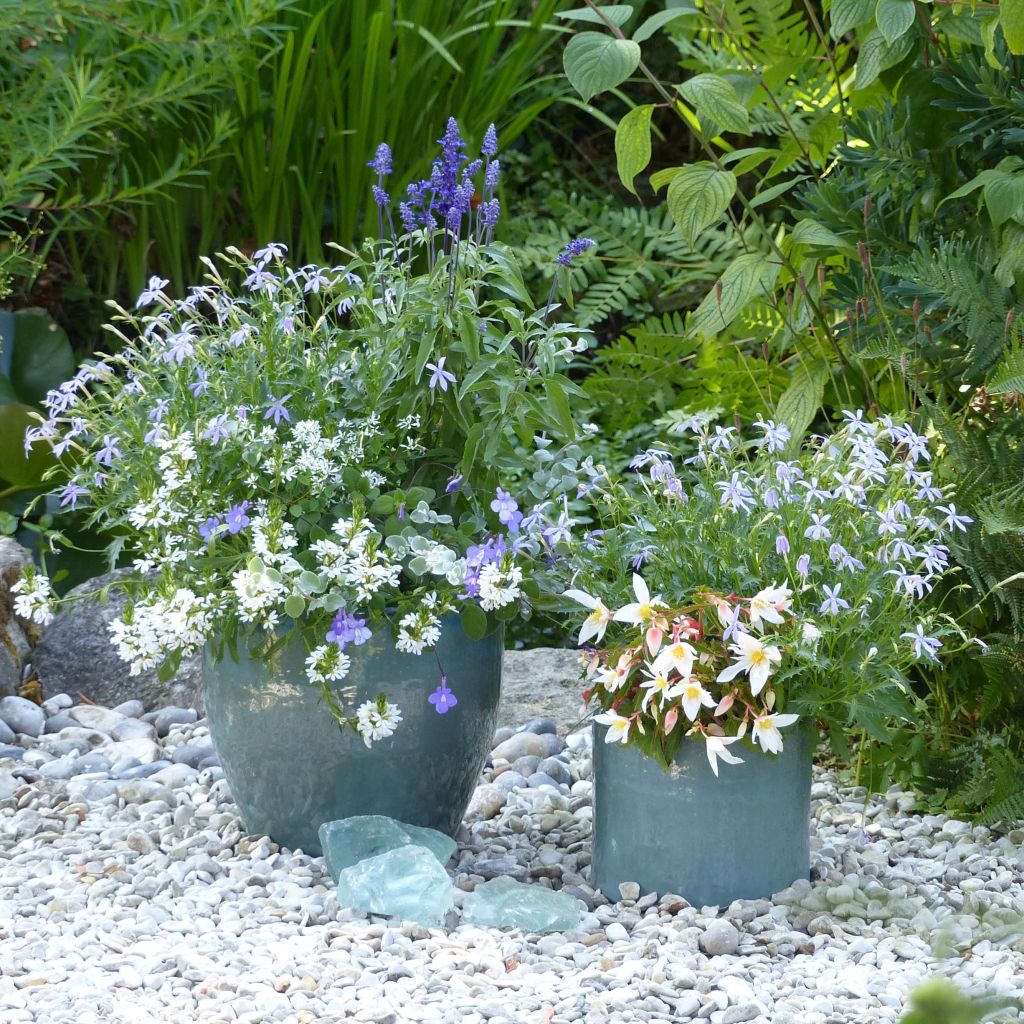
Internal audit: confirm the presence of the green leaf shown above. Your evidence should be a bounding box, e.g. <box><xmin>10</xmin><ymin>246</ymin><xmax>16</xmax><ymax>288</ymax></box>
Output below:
<box><xmin>748</xmin><ymin>174</ymin><xmax>809</xmax><ymax>210</ymax></box>
<box><xmin>983</xmin><ymin>172</ymin><xmax>1024</xmax><ymax>227</ymax></box>
<box><xmin>544</xmin><ymin>378</ymin><xmax>577</xmax><ymax>439</ymax></box>
<box><xmin>557</xmin><ymin>4</ymin><xmax>635</xmax><ymax>27</ymax></box>
<box><xmin>1000</xmin><ymin>0</ymin><xmax>1024</xmax><ymax>53</ymax></box>
<box><xmin>460</xmin><ymin>601</ymin><xmax>488</xmax><ymax>641</ymax></box>
<box><xmin>986</xmin><ymin>344</ymin><xmax>1024</xmax><ymax>394</ymax></box>
<box><xmin>678</xmin><ymin>73</ymin><xmax>750</xmax><ymax>134</ymax></box>
<box><xmin>2</xmin><ymin>310</ymin><xmax>76</xmax><ymax>407</ymax></box>
<box><xmin>791</xmin><ymin>218</ymin><xmax>852</xmax><ymax>250</ymax></box>
<box><xmin>649</xmin><ymin>166</ymin><xmax>682</xmax><ymax>192</ymax></box>
<box><xmin>688</xmin><ymin>253</ymin><xmax>779</xmax><ymax>338</ymax></box>
<box><xmin>775</xmin><ymin>360</ymin><xmax>829</xmax><ymax>442</ymax></box>
<box><xmin>615</xmin><ymin>104</ymin><xmax>654</xmax><ymax>196</ymax></box>
<box><xmin>284</xmin><ymin>594</ymin><xmax>306</xmax><ymax>619</ymax></box>
<box><xmin>829</xmin><ymin>0</ymin><xmax>876</xmax><ymax>38</ymax></box>
<box><xmin>0</xmin><ymin>403</ymin><xmax>55</xmax><ymax>488</ymax></box>
<box><xmin>563</xmin><ymin>32</ymin><xmax>642</xmax><ymax>102</ymax></box>
<box><xmin>854</xmin><ymin>27</ymin><xmax>915</xmax><ymax>90</ymax></box>
<box><xmin>875</xmin><ymin>0</ymin><xmax>915</xmax><ymax>44</ymax></box>
<box><xmin>666</xmin><ymin>163</ymin><xmax>737</xmax><ymax>246</ymax></box>
<box><xmin>632</xmin><ymin>5</ymin><xmax>697</xmax><ymax>42</ymax></box>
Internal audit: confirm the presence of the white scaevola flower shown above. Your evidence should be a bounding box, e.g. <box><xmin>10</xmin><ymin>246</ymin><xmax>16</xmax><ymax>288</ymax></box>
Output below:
<box><xmin>564</xmin><ymin>588</ymin><xmax>613</xmax><ymax>645</ymax></box>
<box><xmin>594</xmin><ymin>710</ymin><xmax>631</xmax><ymax>743</ymax></box>
<box><xmin>748</xmin><ymin>583</ymin><xmax>792</xmax><ymax>630</ymax></box>
<box><xmin>651</xmin><ymin>639</ymin><xmax>697</xmax><ymax>677</ymax></box>
<box><xmin>752</xmin><ymin>712</ymin><xmax>800</xmax><ymax>754</ymax></box>
<box><xmin>612</xmin><ymin>573</ymin><xmax>665</xmax><ymax>626</ymax></box>
<box><xmin>355</xmin><ymin>701</ymin><xmax>402</xmax><ymax>748</ymax></box>
<box><xmin>705</xmin><ymin>734</ymin><xmax>744</xmax><ymax>776</ymax></box>
<box><xmin>678</xmin><ymin>677</ymin><xmax>716</xmax><ymax>722</ymax></box>
<box><xmin>716</xmin><ymin>632</ymin><xmax>782</xmax><ymax>696</ymax></box>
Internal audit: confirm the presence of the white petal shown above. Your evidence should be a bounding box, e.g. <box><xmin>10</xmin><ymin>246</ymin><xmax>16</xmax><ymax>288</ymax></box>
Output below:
<box><xmin>564</xmin><ymin>589</ymin><xmax>597</xmax><ymax>610</ymax></box>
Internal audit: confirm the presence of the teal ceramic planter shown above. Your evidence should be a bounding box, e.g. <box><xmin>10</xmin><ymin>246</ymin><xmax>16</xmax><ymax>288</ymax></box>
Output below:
<box><xmin>592</xmin><ymin>723</ymin><xmax>814</xmax><ymax>906</ymax></box>
<box><xmin>203</xmin><ymin>618</ymin><xmax>503</xmax><ymax>855</ymax></box>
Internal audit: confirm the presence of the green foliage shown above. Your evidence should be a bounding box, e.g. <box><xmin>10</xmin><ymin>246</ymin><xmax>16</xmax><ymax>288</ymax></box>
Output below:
<box><xmin>899</xmin><ymin>978</ymin><xmax>1010</xmax><ymax>1024</ymax></box>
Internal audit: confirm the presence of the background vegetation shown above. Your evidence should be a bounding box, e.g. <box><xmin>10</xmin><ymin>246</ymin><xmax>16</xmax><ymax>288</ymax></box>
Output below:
<box><xmin>3</xmin><ymin>0</ymin><xmax>1024</xmax><ymax>822</ymax></box>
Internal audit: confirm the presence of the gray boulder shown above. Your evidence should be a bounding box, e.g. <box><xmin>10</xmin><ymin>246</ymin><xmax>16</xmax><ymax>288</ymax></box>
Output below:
<box><xmin>498</xmin><ymin>648</ymin><xmax>586</xmax><ymax>734</ymax></box>
<box><xmin>31</xmin><ymin>571</ymin><xmax>204</xmax><ymax>713</ymax></box>
<box><xmin>0</xmin><ymin>538</ymin><xmax>34</xmax><ymax>698</ymax></box>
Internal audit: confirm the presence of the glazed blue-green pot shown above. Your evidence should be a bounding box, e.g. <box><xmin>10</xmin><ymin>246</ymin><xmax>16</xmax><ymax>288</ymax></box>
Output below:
<box><xmin>592</xmin><ymin>723</ymin><xmax>813</xmax><ymax>906</ymax></box>
<box><xmin>203</xmin><ymin>619</ymin><xmax>503</xmax><ymax>855</ymax></box>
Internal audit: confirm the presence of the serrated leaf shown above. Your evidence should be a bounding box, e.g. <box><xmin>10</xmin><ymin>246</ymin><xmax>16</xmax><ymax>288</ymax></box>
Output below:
<box><xmin>632</xmin><ymin>5</ymin><xmax>697</xmax><ymax>42</ymax></box>
<box><xmin>854</xmin><ymin>27</ymin><xmax>915</xmax><ymax>90</ymax></box>
<box><xmin>688</xmin><ymin>253</ymin><xmax>779</xmax><ymax>338</ymax></box>
<box><xmin>875</xmin><ymin>0</ymin><xmax>915</xmax><ymax>44</ymax></box>
<box><xmin>678</xmin><ymin>74</ymin><xmax>750</xmax><ymax>134</ymax></box>
<box><xmin>563</xmin><ymin>32</ymin><xmax>642</xmax><ymax>102</ymax></box>
<box><xmin>666</xmin><ymin>163</ymin><xmax>737</xmax><ymax>246</ymax></box>
<box><xmin>829</xmin><ymin>0</ymin><xmax>876</xmax><ymax>38</ymax></box>
<box><xmin>775</xmin><ymin>360</ymin><xmax>829</xmax><ymax>442</ymax></box>
<box><xmin>557</xmin><ymin>4</ymin><xmax>634</xmax><ymax>27</ymax></box>
<box><xmin>615</xmin><ymin>104</ymin><xmax>654</xmax><ymax>195</ymax></box>
<box><xmin>1000</xmin><ymin>0</ymin><xmax>1024</xmax><ymax>53</ymax></box>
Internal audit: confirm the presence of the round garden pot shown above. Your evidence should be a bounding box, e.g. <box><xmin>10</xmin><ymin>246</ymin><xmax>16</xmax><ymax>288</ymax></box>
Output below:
<box><xmin>592</xmin><ymin>722</ymin><xmax>814</xmax><ymax>906</ymax></box>
<box><xmin>204</xmin><ymin>619</ymin><xmax>503</xmax><ymax>855</ymax></box>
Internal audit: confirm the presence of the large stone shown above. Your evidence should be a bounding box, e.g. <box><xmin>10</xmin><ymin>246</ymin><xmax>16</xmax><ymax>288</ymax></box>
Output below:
<box><xmin>319</xmin><ymin>815</ymin><xmax>457</xmax><ymax>884</ymax></box>
<box><xmin>31</xmin><ymin>571</ymin><xmax>204</xmax><ymax>712</ymax></box>
<box><xmin>0</xmin><ymin>538</ymin><xmax>34</xmax><ymax>698</ymax></box>
<box><xmin>461</xmin><ymin>876</ymin><xmax>585</xmax><ymax>932</ymax></box>
<box><xmin>335</xmin><ymin>845</ymin><xmax>454</xmax><ymax>927</ymax></box>
<box><xmin>498</xmin><ymin>649</ymin><xmax>586</xmax><ymax>734</ymax></box>
<box><xmin>0</xmin><ymin>695</ymin><xmax>44</xmax><ymax>737</ymax></box>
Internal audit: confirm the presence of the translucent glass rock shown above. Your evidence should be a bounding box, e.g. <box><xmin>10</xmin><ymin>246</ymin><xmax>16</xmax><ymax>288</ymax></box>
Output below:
<box><xmin>335</xmin><ymin>845</ymin><xmax>453</xmax><ymax>926</ymax></box>
<box><xmin>319</xmin><ymin>814</ymin><xmax>457</xmax><ymax>883</ymax></box>
<box><xmin>461</xmin><ymin>876</ymin><xmax>585</xmax><ymax>933</ymax></box>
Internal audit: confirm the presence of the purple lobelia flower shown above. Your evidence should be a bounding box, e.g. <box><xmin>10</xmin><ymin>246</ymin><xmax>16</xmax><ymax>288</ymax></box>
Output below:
<box><xmin>445</xmin><ymin>473</ymin><xmax>463</xmax><ymax>494</ymax></box>
<box><xmin>224</xmin><ymin>501</ymin><xmax>252</xmax><ymax>535</ymax></box>
<box><xmin>426</xmin><ymin>356</ymin><xmax>457</xmax><ymax>392</ymax></box>
<box><xmin>327</xmin><ymin>610</ymin><xmax>372</xmax><ymax>649</ymax></box>
<box><xmin>428</xmin><ymin>675</ymin><xmax>458</xmax><ymax>714</ymax></box>
<box><xmin>491</xmin><ymin>488</ymin><xmax>523</xmax><ymax>532</ymax></box>
<box><xmin>264</xmin><ymin>394</ymin><xmax>292</xmax><ymax>425</ymax></box>
<box><xmin>59</xmin><ymin>482</ymin><xmax>89</xmax><ymax>510</ymax></box>
<box><xmin>199</xmin><ymin>515</ymin><xmax>222</xmax><ymax>541</ymax></box>
<box><xmin>136</xmin><ymin>275</ymin><xmax>169</xmax><ymax>308</ymax></box>
<box><xmin>95</xmin><ymin>435</ymin><xmax>122</xmax><ymax>467</ymax></box>
<box><xmin>190</xmin><ymin>367</ymin><xmax>209</xmax><ymax>397</ymax></box>
<box><xmin>556</xmin><ymin>237</ymin><xmax>596</xmax><ymax>267</ymax></box>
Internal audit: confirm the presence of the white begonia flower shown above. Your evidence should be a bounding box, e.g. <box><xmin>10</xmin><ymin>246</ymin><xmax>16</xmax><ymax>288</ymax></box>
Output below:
<box><xmin>564</xmin><ymin>588</ymin><xmax>613</xmax><ymax>645</ymax></box>
<box><xmin>748</xmin><ymin>583</ymin><xmax>792</xmax><ymax>630</ymax></box>
<box><xmin>705</xmin><ymin>734</ymin><xmax>745</xmax><ymax>776</ymax></box>
<box><xmin>639</xmin><ymin>668</ymin><xmax>679</xmax><ymax>708</ymax></box>
<box><xmin>651</xmin><ymin>639</ymin><xmax>697</xmax><ymax>677</ymax></box>
<box><xmin>716</xmin><ymin>632</ymin><xmax>782</xmax><ymax>696</ymax></box>
<box><xmin>678</xmin><ymin>677</ymin><xmax>716</xmax><ymax>722</ymax></box>
<box><xmin>594</xmin><ymin>710</ymin><xmax>631</xmax><ymax>744</ymax></box>
<box><xmin>752</xmin><ymin>712</ymin><xmax>800</xmax><ymax>755</ymax></box>
<box><xmin>612</xmin><ymin>573</ymin><xmax>665</xmax><ymax>626</ymax></box>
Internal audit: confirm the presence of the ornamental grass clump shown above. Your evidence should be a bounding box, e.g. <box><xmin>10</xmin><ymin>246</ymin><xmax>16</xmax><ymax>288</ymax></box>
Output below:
<box><xmin>561</xmin><ymin>414</ymin><xmax>980</xmax><ymax>770</ymax></box>
<box><xmin>18</xmin><ymin>120</ymin><xmax>597</xmax><ymax>747</ymax></box>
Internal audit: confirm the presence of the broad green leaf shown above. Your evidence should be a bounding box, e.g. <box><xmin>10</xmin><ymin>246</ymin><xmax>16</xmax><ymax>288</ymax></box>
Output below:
<box><xmin>790</xmin><ymin>218</ymin><xmax>852</xmax><ymax>250</ymax></box>
<box><xmin>632</xmin><ymin>5</ymin><xmax>697</xmax><ymax>42</ymax></box>
<box><xmin>460</xmin><ymin>601</ymin><xmax>488</xmax><ymax>641</ymax></box>
<box><xmin>544</xmin><ymin>378</ymin><xmax>578</xmax><ymax>439</ymax></box>
<box><xmin>875</xmin><ymin>0</ymin><xmax>915</xmax><ymax>44</ymax></box>
<box><xmin>284</xmin><ymin>594</ymin><xmax>306</xmax><ymax>619</ymax></box>
<box><xmin>1000</xmin><ymin>0</ymin><xmax>1024</xmax><ymax>53</ymax></box>
<box><xmin>650</xmin><ymin>166</ymin><xmax>682</xmax><ymax>192</ymax></box>
<box><xmin>666</xmin><ymin>163</ymin><xmax>737</xmax><ymax>246</ymax></box>
<box><xmin>721</xmin><ymin>146</ymin><xmax>774</xmax><ymax>172</ymax></box>
<box><xmin>775</xmin><ymin>360</ymin><xmax>829</xmax><ymax>443</ymax></box>
<box><xmin>688</xmin><ymin>253</ymin><xmax>779</xmax><ymax>338</ymax></box>
<box><xmin>4</xmin><ymin>310</ymin><xmax>76</xmax><ymax>407</ymax></box>
<box><xmin>615</xmin><ymin>104</ymin><xmax>654</xmax><ymax>195</ymax></box>
<box><xmin>941</xmin><ymin>168</ymin><xmax>1003</xmax><ymax>205</ymax></box>
<box><xmin>0</xmin><ymin>371</ymin><xmax>17</xmax><ymax>405</ymax></box>
<box><xmin>829</xmin><ymin>0</ymin><xmax>876</xmax><ymax>38</ymax></box>
<box><xmin>995</xmin><ymin>222</ymin><xmax>1024</xmax><ymax>287</ymax></box>
<box><xmin>563</xmin><ymin>32</ymin><xmax>642</xmax><ymax>102</ymax></box>
<box><xmin>854</xmin><ymin>27</ymin><xmax>915</xmax><ymax>90</ymax></box>
<box><xmin>678</xmin><ymin>74</ymin><xmax>750</xmax><ymax>134</ymax></box>
<box><xmin>0</xmin><ymin>403</ymin><xmax>55</xmax><ymax>488</ymax></box>
<box><xmin>557</xmin><ymin>5</ymin><xmax>635</xmax><ymax>27</ymax></box>
<box><xmin>983</xmin><ymin>172</ymin><xmax>1024</xmax><ymax>226</ymax></box>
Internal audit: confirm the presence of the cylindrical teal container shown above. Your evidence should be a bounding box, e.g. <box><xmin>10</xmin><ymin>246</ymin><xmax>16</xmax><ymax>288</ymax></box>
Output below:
<box><xmin>204</xmin><ymin>618</ymin><xmax>503</xmax><ymax>855</ymax></box>
<box><xmin>592</xmin><ymin>723</ymin><xmax>813</xmax><ymax>906</ymax></box>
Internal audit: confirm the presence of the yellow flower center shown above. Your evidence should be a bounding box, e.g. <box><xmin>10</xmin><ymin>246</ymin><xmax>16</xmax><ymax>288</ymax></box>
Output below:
<box><xmin>749</xmin><ymin>649</ymin><xmax>768</xmax><ymax>667</ymax></box>
<box><xmin>684</xmin><ymin>684</ymin><xmax>701</xmax><ymax>699</ymax></box>
<box><xmin>757</xmin><ymin>719</ymin><xmax>773</xmax><ymax>731</ymax></box>
<box><xmin>638</xmin><ymin>602</ymin><xmax>653</xmax><ymax>620</ymax></box>
<box><xmin>587</xmin><ymin>609</ymin><xmax>604</xmax><ymax>625</ymax></box>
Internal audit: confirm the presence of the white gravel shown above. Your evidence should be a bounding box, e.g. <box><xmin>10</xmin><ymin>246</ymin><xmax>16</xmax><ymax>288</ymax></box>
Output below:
<box><xmin>2</xmin><ymin>695</ymin><xmax>1023</xmax><ymax>1023</ymax></box>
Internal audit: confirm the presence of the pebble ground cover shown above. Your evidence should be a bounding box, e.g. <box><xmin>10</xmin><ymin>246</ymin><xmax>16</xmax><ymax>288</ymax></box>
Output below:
<box><xmin>1</xmin><ymin>694</ymin><xmax>1023</xmax><ymax>1024</ymax></box>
